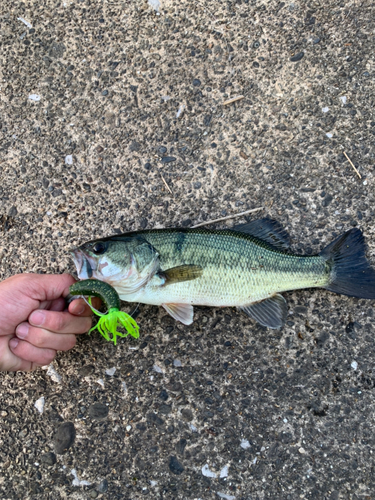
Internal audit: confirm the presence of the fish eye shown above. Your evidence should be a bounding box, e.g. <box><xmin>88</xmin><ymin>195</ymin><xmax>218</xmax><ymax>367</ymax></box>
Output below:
<box><xmin>92</xmin><ymin>242</ymin><xmax>107</xmax><ymax>255</ymax></box>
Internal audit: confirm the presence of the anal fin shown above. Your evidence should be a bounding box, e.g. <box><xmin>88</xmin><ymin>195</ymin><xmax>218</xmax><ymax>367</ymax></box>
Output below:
<box><xmin>239</xmin><ymin>294</ymin><xmax>287</xmax><ymax>329</ymax></box>
<box><xmin>162</xmin><ymin>303</ymin><xmax>194</xmax><ymax>325</ymax></box>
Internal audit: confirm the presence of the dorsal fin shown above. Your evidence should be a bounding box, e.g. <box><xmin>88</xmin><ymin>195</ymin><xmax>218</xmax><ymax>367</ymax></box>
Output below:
<box><xmin>232</xmin><ymin>218</ymin><xmax>290</xmax><ymax>250</ymax></box>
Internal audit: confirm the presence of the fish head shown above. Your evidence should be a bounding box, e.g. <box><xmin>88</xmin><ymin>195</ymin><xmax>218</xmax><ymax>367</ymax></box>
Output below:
<box><xmin>70</xmin><ymin>235</ymin><xmax>159</xmax><ymax>294</ymax></box>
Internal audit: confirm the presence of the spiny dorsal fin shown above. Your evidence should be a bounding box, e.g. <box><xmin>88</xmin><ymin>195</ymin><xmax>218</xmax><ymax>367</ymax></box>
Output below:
<box><xmin>232</xmin><ymin>218</ymin><xmax>290</xmax><ymax>250</ymax></box>
<box><xmin>239</xmin><ymin>294</ymin><xmax>288</xmax><ymax>329</ymax></box>
<box><xmin>162</xmin><ymin>265</ymin><xmax>203</xmax><ymax>286</ymax></box>
<box><xmin>162</xmin><ymin>303</ymin><xmax>194</xmax><ymax>325</ymax></box>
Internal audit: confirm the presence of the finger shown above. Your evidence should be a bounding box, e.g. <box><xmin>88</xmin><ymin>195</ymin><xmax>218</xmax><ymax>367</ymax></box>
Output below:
<box><xmin>18</xmin><ymin>273</ymin><xmax>77</xmax><ymax>303</ymax></box>
<box><xmin>0</xmin><ymin>335</ymin><xmax>32</xmax><ymax>371</ymax></box>
<box><xmin>38</xmin><ymin>298</ymin><xmax>66</xmax><ymax>312</ymax></box>
<box><xmin>28</xmin><ymin>310</ymin><xmax>92</xmax><ymax>334</ymax></box>
<box><xmin>9</xmin><ymin>337</ymin><xmax>56</xmax><ymax>367</ymax></box>
<box><xmin>38</xmin><ymin>297</ymin><xmax>65</xmax><ymax>311</ymax></box>
<box><xmin>49</xmin><ymin>297</ymin><xmax>66</xmax><ymax>312</ymax></box>
<box><xmin>15</xmin><ymin>323</ymin><xmax>77</xmax><ymax>351</ymax></box>
<box><xmin>68</xmin><ymin>297</ymin><xmax>102</xmax><ymax>316</ymax></box>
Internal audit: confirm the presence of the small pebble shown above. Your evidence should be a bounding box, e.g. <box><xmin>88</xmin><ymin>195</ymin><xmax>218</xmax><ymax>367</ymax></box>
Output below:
<box><xmin>79</xmin><ymin>365</ymin><xmax>94</xmax><ymax>377</ymax></box>
<box><xmin>105</xmin><ymin>367</ymin><xmax>116</xmax><ymax>376</ymax></box>
<box><xmin>88</xmin><ymin>403</ymin><xmax>109</xmax><ymax>420</ymax></box>
<box><xmin>181</xmin><ymin>408</ymin><xmax>193</xmax><ymax>421</ymax></box>
<box><xmin>140</xmin><ymin>218</ymin><xmax>148</xmax><ymax>229</ymax></box>
<box><xmin>18</xmin><ymin>16</ymin><xmax>32</xmax><ymax>28</ymax></box>
<box><xmin>159</xmin><ymin>389</ymin><xmax>169</xmax><ymax>401</ymax></box>
<box><xmin>176</xmin><ymin>438</ymin><xmax>187</xmax><ymax>455</ymax></box>
<box><xmin>290</xmin><ymin>52</ymin><xmax>304</xmax><ymax>62</ymax></box>
<box><xmin>351</xmin><ymin>361</ymin><xmax>358</xmax><ymax>370</ymax></box>
<box><xmin>71</xmin><ymin>469</ymin><xmax>91</xmax><ymax>487</ymax></box>
<box><xmin>129</xmin><ymin>141</ymin><xmax>140</xmax><ymax>152</ymax></box>
<box><xmin>97</xmin><ymin>479</ymin><xmax>108</xmax><ymax>493</ymax></box>
<box><xmin>45</xmin><ymin>365</ymin><xmax>62</xmax><ymax>383</ymax></box>
<box><xmin>40</xmin><ymin>452</ymin><xmax>56</xmax><ymax>466</ymax></box>
<box><xmin>217</xmin><ymin>493</ymin><xmax>235</xmax><ymax>500</ymax></box>
<box><xmin>240</xmin><ymin>439</ymin><xmax>251</xmax><ymax>449</ymax></box>
<box><xmin>176</xmin><ymin>104</ymin><xmax>185</xmax><ymax>118</ymax></box>
<box><xmin>169</xmin><ymin>456</ymin><xmax>184</xmax><ymax>475</ymax></box>
<box><xmin>96</xmin><ymin>378</ymin><xmax>105</xmax><ymax>388</ymax></box>
<box><xmin>8</xmin><ymin>206</ymin><xmax>17</xmax><ymax>217</ymax></box>
<box><xmin>54</xmin><ymin>422</ymin><xmax>76</xmax><ymax>454</ymax></box>
<box><xmin>161</xmin><ymin>156</ymin><xmax>176</xmax><ymax>163</ymax></box>
<box><xmin>202</xmin><ymin>464</ymin><xmax>217</xmax><ymax>478</ymax></box>
<box><xmin>148</xmin><ymin>0</ymin><xmax>160</xmax><ymax>13</ymax></box>
<box><xmin>192</xmin><ymin>78</ymin><xmax>201</xmax><ymax>87</ymax></box>
<box><xmin>220</xmin><ymin>465</ymin><xmax>229</xmax><ymax>478</ymax></box>
<box><xmin>34</xmin><ymin>397</ymin><xmax>45</xmax><ymax>414</ymax></box>
<box><xmin>322</xmin><ymin>194</ymin><xmax>333</xmax><ymax>207</ymax></box>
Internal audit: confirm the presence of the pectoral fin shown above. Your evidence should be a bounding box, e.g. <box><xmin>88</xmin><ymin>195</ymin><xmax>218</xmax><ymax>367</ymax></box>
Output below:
<box><xmin>239</xmin><ymin>294</ymin><xmax>287</xmax><ymax>329</ymax></box>
<box><xmin>162</xmin><ymin>265</ymin><xmax>203</xmax><ymax>285</ymax></box>
<box><xmin>162</xmin><ymin>303</ymin><xmax>194</xmax><ymax>325</ymax></box>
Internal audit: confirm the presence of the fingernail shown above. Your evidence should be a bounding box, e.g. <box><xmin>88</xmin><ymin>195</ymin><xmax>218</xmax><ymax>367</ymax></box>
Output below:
<box><xmin>16</xmin><ymin>323</ymin><xmax>29</xmax><ymax>339</ymax></box>
<box><xmin>9</xmin><ymin>338</ymin><xmax>19</xmax><ymax>349</ymax></box>
<box><xmin>75</xmin><ymin>304</ymin><xmax>85</xmax><ymax>315</ymax></box>
<box><xmin>29</xmin><ymin>310</ymin><xmax>46</xmax><ymax>326</ymax></box>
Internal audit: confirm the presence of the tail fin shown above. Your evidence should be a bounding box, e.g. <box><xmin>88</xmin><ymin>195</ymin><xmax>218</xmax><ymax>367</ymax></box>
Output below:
<box><xmin>320</xmin><ymin>228</ymin><xmax>375</xmax><ymax>299</ymax></box>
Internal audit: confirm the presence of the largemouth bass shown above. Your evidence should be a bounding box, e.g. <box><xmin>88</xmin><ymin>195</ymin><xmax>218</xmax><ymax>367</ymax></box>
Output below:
<box><xmin>71</xmin><ymin>219</ymin><xmax>375</xmax><ymax>329</ymax></box>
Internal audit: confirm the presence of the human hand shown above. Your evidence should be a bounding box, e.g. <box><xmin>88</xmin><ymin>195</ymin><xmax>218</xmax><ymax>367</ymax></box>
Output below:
<box><xmin>0</xmin><ymin>273</ymin><xmax>100</xmax><ymax>371</ymax></box>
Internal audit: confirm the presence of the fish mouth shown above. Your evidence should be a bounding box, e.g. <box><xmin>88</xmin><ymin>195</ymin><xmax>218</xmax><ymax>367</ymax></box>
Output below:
<box><xmin>70</xmin><ymin>249</ymin><xmax>93</xmax><ymax>279</ymax></box>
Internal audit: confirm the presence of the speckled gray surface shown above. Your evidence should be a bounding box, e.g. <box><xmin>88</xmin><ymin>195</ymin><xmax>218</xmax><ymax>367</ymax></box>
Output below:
<box><xmin>1</xmin><ymin>0</ymin><xmax>375</xmax><ymax>499</ymax></box>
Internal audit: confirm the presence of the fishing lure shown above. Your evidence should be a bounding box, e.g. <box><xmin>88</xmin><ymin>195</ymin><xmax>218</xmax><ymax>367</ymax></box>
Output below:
<box><xmin>69</xmin><ymin>279</ymin><xmax>139</xmax><ymax>345</ymax></box>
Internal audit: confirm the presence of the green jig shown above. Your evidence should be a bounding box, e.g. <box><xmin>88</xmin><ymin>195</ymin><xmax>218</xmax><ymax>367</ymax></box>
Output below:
<box><xmin>69</xmin><ymin>279</ymin><xmax>139</xmax><ymax>345</ymax></box>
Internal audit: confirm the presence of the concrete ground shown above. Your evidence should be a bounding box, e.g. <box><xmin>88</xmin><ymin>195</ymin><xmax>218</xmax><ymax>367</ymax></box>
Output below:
<box><xmin>0</xmin><ymin>0</ymin><xmax>375</xmax><ymax>498</ymax></box>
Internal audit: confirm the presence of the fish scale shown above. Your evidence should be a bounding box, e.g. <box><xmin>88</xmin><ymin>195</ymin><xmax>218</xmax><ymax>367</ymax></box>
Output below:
<box><xmin>126</xmin><ymin>229</ymin><xmax>329</xmax><ymax>307</ymax></box>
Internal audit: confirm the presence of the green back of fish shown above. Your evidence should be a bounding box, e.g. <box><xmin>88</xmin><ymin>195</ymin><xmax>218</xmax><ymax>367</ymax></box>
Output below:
<box><xmin>119</xmin><ymin>228</ymin><xmax>330</xmax><ymax>305</ymax></box>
